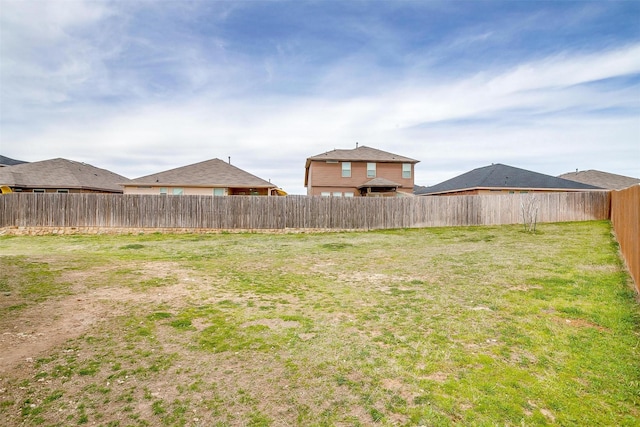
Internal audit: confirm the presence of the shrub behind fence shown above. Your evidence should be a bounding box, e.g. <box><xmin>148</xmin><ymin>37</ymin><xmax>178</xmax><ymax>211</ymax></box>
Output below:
<box><xmin>0</xmin><ymin>191</ymin><xmax>610</xmax><ymax>230</ymax></box>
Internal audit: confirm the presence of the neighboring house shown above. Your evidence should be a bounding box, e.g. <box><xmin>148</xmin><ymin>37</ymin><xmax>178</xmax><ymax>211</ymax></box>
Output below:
<box><xmin>0</xmin><ymin>155</ymin><xmax>28</xmax><ymax>167</ymax></box>
<box><xmin>0</xmin><ymin>158</ymin><xmax>129</xmax><ymax>193</ymax></box>
<box><xmin>124</xmin><ymin>158</ymin><xmax>278</xmax><ymax>196</ymax></box>
<box><xmin>415</xmin><ymin>163</ymin><xmax>602</xmax><ymax>196</ymax></box>
<box><xmin>304</xmin><ymin>145</ymin><xmax>419</xmax><ymax>197</ymax></box>
<box><xmin>558</xmin><ymin>170</ymin><xmax>640</xmax><ymax>190</ymax></box>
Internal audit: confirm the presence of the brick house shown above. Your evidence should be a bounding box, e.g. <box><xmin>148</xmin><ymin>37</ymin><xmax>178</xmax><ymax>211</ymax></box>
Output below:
<box><xmin>304</xmin><ymin>145</ymin><xmax>419</xmax><ymax>197</ymax></box>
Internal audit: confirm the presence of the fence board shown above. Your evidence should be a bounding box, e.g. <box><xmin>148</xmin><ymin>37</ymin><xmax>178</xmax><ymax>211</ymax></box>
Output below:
<box><xmin>611</xmin><ymin>185</ymin><xmax>639</xmax><ymax>292</ymax></box>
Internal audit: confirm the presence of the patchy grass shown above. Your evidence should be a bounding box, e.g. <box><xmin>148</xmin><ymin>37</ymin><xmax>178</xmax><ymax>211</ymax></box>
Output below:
<box><xmin>0</xmin><ymin>221</ymin><xmax>638</xmax><ymax>426</ymax></box>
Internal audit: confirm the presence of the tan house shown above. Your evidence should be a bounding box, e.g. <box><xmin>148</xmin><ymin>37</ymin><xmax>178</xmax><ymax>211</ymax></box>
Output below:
<box><xmin>305</xmin><ymin>145</ymin><xmax>419</xmax><ymax>197</ymax></box>
<box><xmin>0</xmin><ymin>158</ymin><xmax>128</xmax><ymax>193</ymax></box>
<box><xmin>124</xmin><ymin>158</ymin><xmax>278</xmax><ymax>196</ymax></box>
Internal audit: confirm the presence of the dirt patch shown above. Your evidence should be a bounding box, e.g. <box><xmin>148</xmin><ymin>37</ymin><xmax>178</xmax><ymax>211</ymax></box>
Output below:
<box><xmin>507</xmin><ymin>284</ymin><xmax>543</xmax><ymax>291</ymax></box>
<box><xmin>554</xmin><ymin>317</ymin><xmax>609</xmax><ymax>332</ymax></box>
<box><xmin>0</xmin><ymin>291</ymin><xmax>115</xmax><ymax>374</ymax></box>
<box><xmin>242</xmin><ymin>318</ymin><xmax>301</xmax><ymax>329</ymax></box>
<box><xmin>0</xmin><ymin>278</ymin><xmax>195</xmax><ymax>376</ymax></box>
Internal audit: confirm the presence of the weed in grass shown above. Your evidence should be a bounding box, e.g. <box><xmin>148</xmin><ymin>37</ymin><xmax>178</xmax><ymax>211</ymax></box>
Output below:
<box><xmin>247</xmin><ymin>410</ymin><xmax>271</xmax><ymax>426</ymax></box>
<box><xmin>120</xmin><ymin>244</ymin><xmax>145</xmax><ymax>250</ymax></box>
<box><xmin>151</xmin><ymin>399</ymin><xmax>166</xmax><ymax>415</ymax></box>
<box><xmin>147</xmin><ymin>311</ymin><xmax>173</xmax><ymax>320</ymax></box>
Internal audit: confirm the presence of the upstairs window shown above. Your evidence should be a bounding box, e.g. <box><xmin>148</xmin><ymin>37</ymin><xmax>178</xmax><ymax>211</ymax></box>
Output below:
<box><xmin>402</xmin><ymin>163</ymin><xmax>412</xmax><ymax>179</ymax></box>
<box><xmin>213</xmin><ymin>188</ymin><xmax>225</xmax><ymax>196</ymax></box>
<box><xmin>160</xmin><ymin>188</ymin><xmax>168</xmax><ymax>195</ymax></box>
<box><xmin>57</xmin><ymin>189</ymin><xmax>69</xmax><ymax>194</ymax></box>
<box><xmin>342</xmin><ymin>162</ymin><xmax>351</xmax><ymax>178</ymax></box>
<box><xmin>367</xmin><ymin>163</ymin><xmax>376</xmax><ymax>178</ymax></box>
<box><xmin>172</xmin><ymin>188</ymin><xmax>184</xmax><ymax>195</ymax></box>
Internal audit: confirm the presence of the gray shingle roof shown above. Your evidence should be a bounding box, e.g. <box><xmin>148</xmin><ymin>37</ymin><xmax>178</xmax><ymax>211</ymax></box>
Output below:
<box><xmin>0</xmin><ymin>155</ymin><xmax>28</xmax><ymax>167</ymax></box>
<box><xmin>558</xmin><ymin>170</ymin><xmax>640</xmax><ymax>190</ymax></box>
<box><xmin>306</xmin><ymin>146</ymin><xmax>419</xmax><ymax>166</ymax></box>
<box><xmin>0</xmin><ymin>158</ymin><xmax>129</xmax><ymax>192</ymax></box>
<box><xmin>416</xmin><ymin>164</ymin><xmax>603</xmax><ymax>195</ymax></box>
<box><xmin>128</xmin><ymin>158</ymin><xmax>275</xmax><ymax>188</ymax></box>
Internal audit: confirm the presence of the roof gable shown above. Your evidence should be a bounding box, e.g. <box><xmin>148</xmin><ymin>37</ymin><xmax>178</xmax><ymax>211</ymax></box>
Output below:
<box><xmin>416</xmin><ymin>164</ymin><xmax>602</xmax><ymax>195</ymax></box>
<box><xmin>128</xmin><ymin>158</ymin><xmax>275</xmax><ymax>188</ymax></box>
<box><xmin>0</xmin><ymin>158</ymin><xmax>129</xmax><ymax>192</ymax></box>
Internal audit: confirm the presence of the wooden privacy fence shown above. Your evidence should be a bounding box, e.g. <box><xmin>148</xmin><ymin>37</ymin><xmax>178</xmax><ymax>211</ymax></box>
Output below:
<box><xmin>611</xmin><ymin>185</ymin><xmax>639</xmax><ymax>293</ymax></box>
<box><xmin>0</xmin><ymin>191</ymin><xmax>610</xmax><ymax>231</ymax></box>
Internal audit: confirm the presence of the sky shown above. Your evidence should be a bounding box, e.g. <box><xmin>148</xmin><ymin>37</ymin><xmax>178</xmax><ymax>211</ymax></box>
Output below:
<box><xmin>1</xmin><ymin>0</ymin><xmax>639</xmax><ymax>194</ymax></box>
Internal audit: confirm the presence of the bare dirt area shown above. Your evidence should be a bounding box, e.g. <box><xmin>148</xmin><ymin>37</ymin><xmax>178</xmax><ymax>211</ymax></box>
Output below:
<box><xmin>0</xmin><ymin>258</ymin><xmax>202</xmax><ymax>371</ymax></box>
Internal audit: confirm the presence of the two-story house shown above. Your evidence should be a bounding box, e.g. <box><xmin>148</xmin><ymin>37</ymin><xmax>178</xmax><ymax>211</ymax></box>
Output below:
<box><xmin>304</xmin><ymin>145</ymin><xmax>419</xmax><ymax>197</ymax></box>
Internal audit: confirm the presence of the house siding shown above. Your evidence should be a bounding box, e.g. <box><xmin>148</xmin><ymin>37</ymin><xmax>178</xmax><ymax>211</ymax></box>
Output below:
<box><xmin>11</xmin><ymin>187</ymin><xmax>121</xmax><ymax>194</ymax></box>
<box><xmin>124</xmin><ymin>186</ymin><xmax>270</xmax><ymax>196</ymax></box>
<box><xmin>425</xmin><ymin>188</ymin><xmax>604</xmax><ymax>196</ymax></box>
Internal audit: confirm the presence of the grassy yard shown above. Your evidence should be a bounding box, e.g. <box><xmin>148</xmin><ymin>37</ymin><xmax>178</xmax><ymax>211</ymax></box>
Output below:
<box><xmin>0</xmin><ymin>221</ymin><xmax>638</xmax><ymax>426</ymax></box>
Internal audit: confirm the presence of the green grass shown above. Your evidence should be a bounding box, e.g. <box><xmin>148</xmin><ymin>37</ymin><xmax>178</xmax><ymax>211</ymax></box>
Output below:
<box><xmin>0</xmin><ymin>221</ymin><xmax>638</xmax><ymax>426</ymax></box>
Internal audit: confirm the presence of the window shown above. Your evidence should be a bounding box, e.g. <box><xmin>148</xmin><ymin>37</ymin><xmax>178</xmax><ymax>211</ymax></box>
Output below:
<box><xmin>321</xmin><ymin>192</ymin><xmax>331</xmax><ymax>197</ymax></box>
<box><xmin>344</xmin><ymin>192</ymin><xmax>354</xmax><ymax>197</ymax></box>
<box><xmin>57</xmin><ymin>189</ymin><xmax>69</xmax><ymax>194</ymax></box>
<box><xmin>213</xmin><ymin>188</ymin><xmax>225</xmax><ymax>196</ymax></box>
<box><xmin>160</xmin><ymin>188</ymin><xmax>167</xmax><ymax>195</ymax></box>
<box><xmin>402</xmin><ymin>163</ymin><xmax>411</xmax><ymax>179</ymax></box>
<box><xmin>33</xmin><ymin>189</ymin><xmax>45</xmax><ymax>193</ymax></box>
<box><xmin>172</xmin><ymin>188</ymin><xmax>184</xmax><ymax>195</ymax></box>
<box><xmin>333</xmin><ymin>192</ymin><xmax>342</xmax><ymax>197</ymax></box>
<box><xmin>367</xmin><ymin>163</ymin><xmax>376</xmax><ymax>178</ymax></box>
<box><xmin>342</xmin><ymin>162</ymin><xmax>351</xmax><ymax>178</ymax></box>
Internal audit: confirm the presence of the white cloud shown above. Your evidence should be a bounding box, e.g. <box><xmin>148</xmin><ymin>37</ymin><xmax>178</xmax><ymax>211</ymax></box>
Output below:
<box><xmin>0</xmin><ymin>0</ymin><xmax>116</xmax><ymax>106</ymax></box>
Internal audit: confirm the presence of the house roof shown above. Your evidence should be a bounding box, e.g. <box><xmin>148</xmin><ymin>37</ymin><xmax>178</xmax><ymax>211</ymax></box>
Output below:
<box><xmin>306</xmin><ymin>145</ymin><xmax>419</xmax><ymax>167</ymax></box>
<box><xmin>127</xmin><ymin>158</ymin><xmax>275</xmax><ymax>188</ymax></box>
<box><xmin>0</xmin><ymin>158</ymin><xmax>129</xmax><ymax>192</ymax></box>
<box><xmin>558</xmin><ymin>170</ymin><xmax>640</xmax><ymax>190</ymax></box>
<box><xmin>415</xmin><ymin>163</ymin><xmax>603</xmax><ymax>195</ymax></box>
<box><xmin>357</xmin><ymin>177</ymin><xmax>403</xmax><ymax>189</ymax></box>
<box><xmin>0</xmin><ymin>155</ymin><xmax>28</xmax><ymax>167</ymax></box>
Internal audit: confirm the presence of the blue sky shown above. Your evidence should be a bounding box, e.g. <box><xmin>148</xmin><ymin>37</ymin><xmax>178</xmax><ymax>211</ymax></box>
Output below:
<box><xmin>1</xmin><ymin>0</ymin><xmax>639</xmax><ymax>194</ymax></box>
